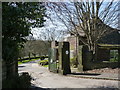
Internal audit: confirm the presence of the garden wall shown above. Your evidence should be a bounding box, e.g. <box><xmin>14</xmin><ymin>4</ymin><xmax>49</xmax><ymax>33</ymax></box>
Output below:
<box><xmin>78</xmin><ymin>45</ymin><xmax>119</xmax><ymax>71</ymax></box>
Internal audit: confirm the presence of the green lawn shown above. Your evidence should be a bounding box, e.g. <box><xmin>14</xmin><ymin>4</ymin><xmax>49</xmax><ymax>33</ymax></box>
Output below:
<box><xmin>38</xmin><ymin>59</ymin><xmax>49</xmax><ymax>67</ymax></box>
<box><xmin>18</xmin><ymin>58</ymin><xmax>40</xmax><ymax>64</ymax></box>
<box><xmin>110</xmin><ymin>58</ymin><xmax>118</xmax><ymax>62</ymax></box>
<box><xmin>43</xmin><ymin>65</ymin><xmax>48</xmax><ymax>67</ymax></box>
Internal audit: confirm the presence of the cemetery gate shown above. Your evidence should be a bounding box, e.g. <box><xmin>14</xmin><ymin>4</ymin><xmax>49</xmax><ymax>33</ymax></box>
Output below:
<box><xmin>48</xmin><ymin>41</ymin><xmax>71</xmax><ymax>75</ymax></box>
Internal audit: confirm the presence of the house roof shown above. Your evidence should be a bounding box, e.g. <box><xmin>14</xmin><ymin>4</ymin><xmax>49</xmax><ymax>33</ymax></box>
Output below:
<box><xmin>98</xmin><ymin>44</ymin><xmax>120</xmax><ymax>49</ymax></box>
<box><xmin>98</xmin><ymin>31</ymin><xmax>120</xmax><ymax>45</ymax></box>
<box><xmin>68</xmin><ymin>17</ymin><xmax>120</xmax><ymax>45</ymax></box>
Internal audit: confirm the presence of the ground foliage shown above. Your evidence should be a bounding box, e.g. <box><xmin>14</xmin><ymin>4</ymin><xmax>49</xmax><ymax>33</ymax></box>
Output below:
<box><xmin>2</xmin><ymin>72</ymin><xmax>32</xmax><ymax>88</ymax></box>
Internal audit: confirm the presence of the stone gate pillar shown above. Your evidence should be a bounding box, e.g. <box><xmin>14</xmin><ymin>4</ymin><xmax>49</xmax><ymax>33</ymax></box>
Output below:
<box><xmin>82</xmin><ymin>45</ymin><xmax>93</xmax><ymax>70</ymax></box>
<box><xmin>77</xmin><ymin>46</ymin><xmax>83</xmax><ymax>72</ymax></box>
<box><xmin>58</xmin><ymin>42</ymin><xmax>71</xmax><ymax>75</ymax></box>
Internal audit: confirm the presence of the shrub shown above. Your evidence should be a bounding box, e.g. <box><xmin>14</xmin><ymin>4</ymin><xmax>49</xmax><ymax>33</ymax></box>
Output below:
<box><xmin>40</xmin><ymin>57</ymin><xmax>45</xmax><ymax>60</ymax></box>
<box><xmin>2</xmin><ymin>72</ymin><xmax>32</xmax><ymax>88</ymax></box>
<box><xmin>70</xmin><ymin>56</ymin><xmax>77</xmax><ymax>68</ymax></box>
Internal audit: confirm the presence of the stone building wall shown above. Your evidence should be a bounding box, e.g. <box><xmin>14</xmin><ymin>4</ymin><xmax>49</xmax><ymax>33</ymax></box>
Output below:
<box><xmin>82</xmin><ymin>46</ymin><xmax>119</xmax><ymax>70</ymax></box>
<box><xmin>96</xmin><ymin>47</ymin><xmax>110</xmax><ymax>61</ymax></box>
<box><xmin>65</xmin><ymin>36</ymin><xmax>79</xmax><ymax>58</ymax></box>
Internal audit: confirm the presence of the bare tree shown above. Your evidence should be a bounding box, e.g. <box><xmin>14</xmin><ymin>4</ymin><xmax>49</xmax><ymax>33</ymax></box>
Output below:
<box><xmin>21</xmin><ymin>34</ymin><xmax>36</xmax><ymax>59</ymax></box>
<box><xmin>19</xmin><ymin>40</ymin><xmax>50</xmax><ymax>59</ymax></box>
<box><xmin>38</xmin><ymin>28</ymin><xmax>66</xmax><ymax>42</ymax></box>
<box><xmin>46</xmin><ymin>0</ymin><xmax>119</xmax><ymax>56</ymax></box>
<box><xmin>36</xmin><ymin>21</ymin><xmax>68</xmax><ymax>48</ymax></box>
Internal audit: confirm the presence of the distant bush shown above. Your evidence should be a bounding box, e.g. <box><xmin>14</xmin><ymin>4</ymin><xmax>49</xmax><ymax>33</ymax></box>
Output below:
<box><xmin>38</xmin><ymin>59</ymin><xmax>48</xmax><ymax>66</ymax></box>
<box><xmin>2</xmin><ymin>72</ymin><xmax>32</xmax><ymax>88</ymax></box>
<box><xmin>18</xmin><ymin>56</ymin><xmax>48</xmax><ymax>61</ymax></box>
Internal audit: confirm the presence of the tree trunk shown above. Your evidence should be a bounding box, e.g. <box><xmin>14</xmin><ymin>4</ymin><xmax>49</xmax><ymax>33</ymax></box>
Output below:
<box><xmin>28</xmin><ymin>52</ymin><xmax>31</xmax><ymax>60</ymax></box>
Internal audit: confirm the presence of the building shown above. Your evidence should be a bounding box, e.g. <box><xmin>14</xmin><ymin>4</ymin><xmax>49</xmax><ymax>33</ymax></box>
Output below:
<box><xmin>64</xmin><ymin>28</ymin><xmax>120</xmax><ymax>70</ymax></box>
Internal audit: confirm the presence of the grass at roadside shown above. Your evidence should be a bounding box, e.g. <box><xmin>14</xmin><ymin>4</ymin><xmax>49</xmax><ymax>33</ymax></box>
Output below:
<box><xmin>38</xmin><ymin>59</ymin><xmax>48</xmax><ymax>67</ymax></box>
<box><xmin>43</xmin><ymin>65</ymin><xmax>48</xmax><ymax>67</ymax></box>
<box><xmin>18</xmin><ymin>58</ymin><xmax>40</xmax><ymax>65</ymax></box>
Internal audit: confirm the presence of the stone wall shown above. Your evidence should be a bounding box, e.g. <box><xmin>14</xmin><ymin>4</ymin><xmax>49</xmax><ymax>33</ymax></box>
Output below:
<box><xmin>96</xmin><ymin>47</ymin><xmax>110</xmax><ymax>61</ymax></box>
<box><xmin>80</xmin><ymin>45</ymin><xmax>119</xmax><ymax>71</ymax></box>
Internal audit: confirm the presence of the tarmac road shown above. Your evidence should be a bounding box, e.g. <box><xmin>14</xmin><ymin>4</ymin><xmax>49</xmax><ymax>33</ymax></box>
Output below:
<box><xmin>18</xmin><ymin>61</ymin><xmax>119</xmax><ymax>89</ymax></box>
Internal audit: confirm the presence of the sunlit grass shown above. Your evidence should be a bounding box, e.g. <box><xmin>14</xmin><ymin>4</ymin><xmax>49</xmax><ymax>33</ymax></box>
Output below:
<box><xmin>18</xmin><ymin>62</ymin><xmax>23</xmax><ymax>64</ymax></box>
<box><xmin>18</xmin><ymin>58</ymin><xmax>40</xmax><ymax>64</ymax></box>
<box><xmin>38</xmin><ymin>59</ymin><xmax>48</xmax><ymax>67</ymax></box>
<box><xmin>43</xmin><ymin>65</ymin><xmax>48</xmax><ymax>67</ymax></box>
<box><xmin>110</xmin><ymin>58</ymin><xmax>118</xmax><ymax>62</ymax></box>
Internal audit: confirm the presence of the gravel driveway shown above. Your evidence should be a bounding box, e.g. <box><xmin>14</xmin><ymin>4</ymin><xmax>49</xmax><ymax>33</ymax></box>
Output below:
<box><xmin>18</xmin><ymin>61</ymin><xmax>119</xmax><ymax>89</ymax></box>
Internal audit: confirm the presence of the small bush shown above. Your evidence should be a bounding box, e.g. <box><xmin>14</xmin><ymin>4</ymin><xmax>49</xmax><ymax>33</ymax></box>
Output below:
<box><xmin>2</xmin><ymin>72</ymin><xmax>32</xmax><ymax>88</ymax></box>
<box><xmin>40</xmin><ymin>57</ymin><xmax>45</xmax><ymax>60</ymax></box>
<box><xmin>70</xmin><ymin>56</ymin><xmax>77</xmax><ymax>68</ymax></box>
<box><xmin>38</xmin><ymin>60</ymin><xmax>48</xmax><ymax>66</ymax></box>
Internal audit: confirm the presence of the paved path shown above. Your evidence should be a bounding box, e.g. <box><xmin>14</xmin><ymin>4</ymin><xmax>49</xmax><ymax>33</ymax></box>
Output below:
<box><xmin>70</xmin><ymin>68</ymin><xmax>119</xmax><ymax>81</ymax></box>
<box><xmin>18</xmin><ymin>61</ymin><xmax>119</xmax><ymax>89</ymax></box>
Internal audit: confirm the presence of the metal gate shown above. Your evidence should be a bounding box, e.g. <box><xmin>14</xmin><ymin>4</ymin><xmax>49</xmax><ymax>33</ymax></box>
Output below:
<box><xmin>48</xmin><ymin>48</ymin><xmax>58</xmax><ymax>73</ymax></box>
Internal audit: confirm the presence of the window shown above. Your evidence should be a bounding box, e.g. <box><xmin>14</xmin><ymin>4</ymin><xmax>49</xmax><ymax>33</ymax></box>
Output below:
<box><xmin>110</xmin><ymin>50</ymin><xmax>118</xmax><ymax>62</ymax></box>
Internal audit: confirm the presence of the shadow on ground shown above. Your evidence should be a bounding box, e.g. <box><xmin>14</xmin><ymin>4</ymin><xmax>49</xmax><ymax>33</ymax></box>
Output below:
<box><xmin>30</xmin><ymin>87</ymin><xmax>119</xmax><ymax>90</ymax></box>
<box><xmin>30</xmin><ymin>84</ymin><xmax>119</xmax><ymax>90</ymax></box>
<box><xmin>70</xmin><ymin>73</ymin><xmax>101</xmax><ymax>76</ymax></box>
<box><xmin>30</xmin><ymin>86</ymin><xmax>50</xmax><ymax>90</ymax></box>
<box><xmin>18</xmin><ymin>65</ymin><xmax>25</xmax><ymax>68</ymax></box>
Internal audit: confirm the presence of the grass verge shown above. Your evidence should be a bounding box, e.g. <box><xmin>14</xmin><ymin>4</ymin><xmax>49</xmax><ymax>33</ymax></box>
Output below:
<box><xmin>18</xmin><ymin>58</ymin><xmax>40</xmax><ymax>65</ymax></box>
<box><xmin>43</xmin><ymin>65</ymin><xmax>48</xmax><ymax>67</ymax></box>
<box><xmin>38</xmin><ymin>59</ymin><xmax>48</xmax><ymax>67</ymax></box>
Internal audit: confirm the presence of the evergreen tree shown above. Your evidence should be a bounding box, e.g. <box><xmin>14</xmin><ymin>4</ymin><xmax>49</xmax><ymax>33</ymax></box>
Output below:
<box><xmin>2</xmin><ymin>2</ymin><xmax>46</xmax><ymax>77</ymax></box>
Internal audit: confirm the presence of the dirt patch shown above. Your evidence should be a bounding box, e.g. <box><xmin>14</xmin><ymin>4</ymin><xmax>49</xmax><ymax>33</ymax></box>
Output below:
<box><xmin>83</xmin><ymin>68</ymin><xmax>120</xmax><ymax>74</ymax></box>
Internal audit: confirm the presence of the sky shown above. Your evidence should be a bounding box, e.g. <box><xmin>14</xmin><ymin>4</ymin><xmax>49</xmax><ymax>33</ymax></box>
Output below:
<box><xmin>31</xmin><ymin>4</ymin><xmax>69</xmax><ymax>41</ymax></box>
<box><xmin>30</xmin><ymin>1</ymin><xmax>119</xmax><ymax>41</ymax></box>
<box><xmin>31</xmin><ymin>16</ymin><xmax>68</xmax><ymax>41</ymax></box>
